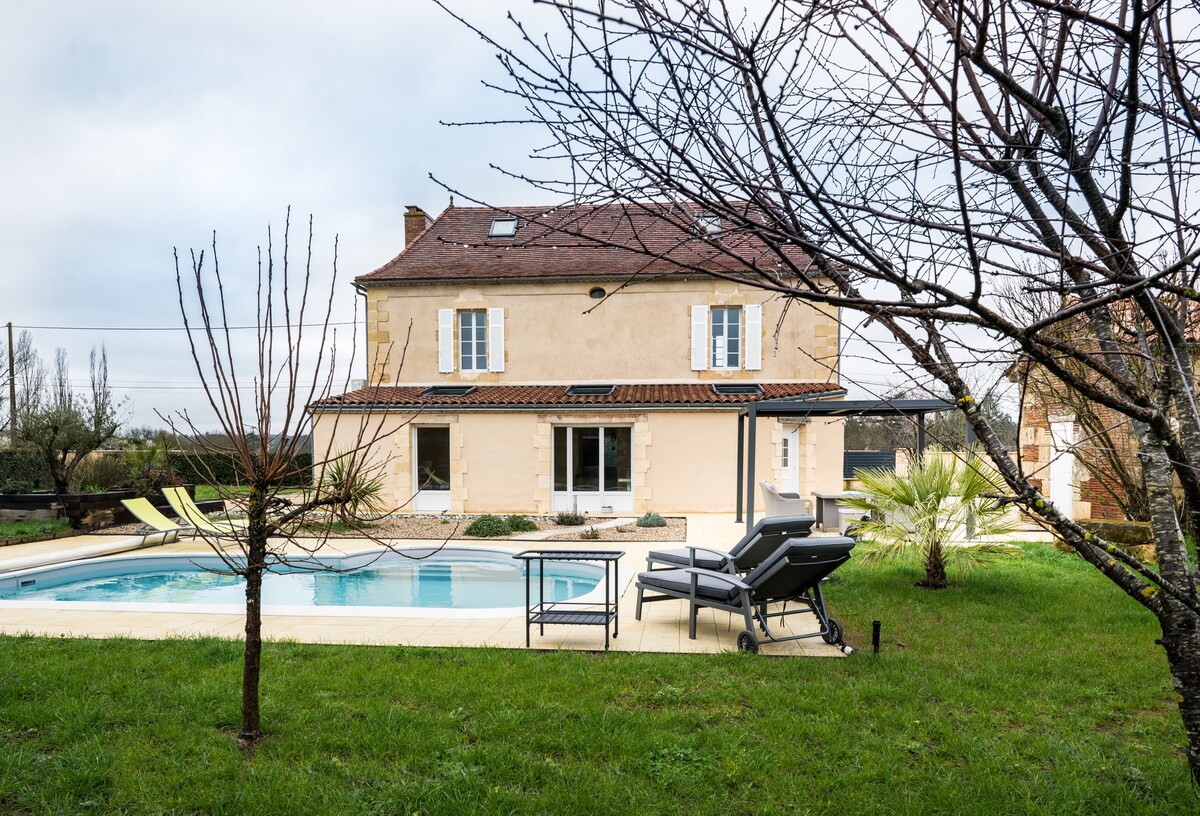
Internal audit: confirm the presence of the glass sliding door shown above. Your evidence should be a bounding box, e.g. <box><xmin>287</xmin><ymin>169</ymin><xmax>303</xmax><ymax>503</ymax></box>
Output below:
<box><xmin>413</xmin><ymin>426</ymin><xmax>451</xmax><ymax>511</ymax></box>
<box><xmin>552</xmin><ymin>426</ymin><xmax>633</xmax><ymax>512</ymax></box>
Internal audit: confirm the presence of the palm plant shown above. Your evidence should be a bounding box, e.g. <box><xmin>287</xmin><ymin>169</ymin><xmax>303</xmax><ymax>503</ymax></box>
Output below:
<box><xmin>319</xmin><ymin>454</ymin><xmax>386</xmax><ymax>523</ymax></box>
<box><xmin>840</xmin><ymin>450</ymin><xmax>1019</xmax><ymax>588</ymax></box>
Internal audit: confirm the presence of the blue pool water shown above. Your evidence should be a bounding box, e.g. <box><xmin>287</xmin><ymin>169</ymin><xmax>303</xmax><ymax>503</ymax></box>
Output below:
<box><xmin>0</xmin><ymin>550</ymin><xmax>603</xmax><ymax>610</ymax></box>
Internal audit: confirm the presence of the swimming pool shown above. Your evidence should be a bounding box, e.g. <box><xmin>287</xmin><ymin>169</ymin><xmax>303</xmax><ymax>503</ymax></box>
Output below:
<box><xmin>0</xmin><ymin>547</ymin><xmax>607</xmax><ymax>618</ymax></box>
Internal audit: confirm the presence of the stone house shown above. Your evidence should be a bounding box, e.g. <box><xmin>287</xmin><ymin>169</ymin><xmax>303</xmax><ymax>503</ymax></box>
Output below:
<box><xmin>310</xmin><ymin>202</ymin><xmax>846</xmax><ymax>515</ymax></box>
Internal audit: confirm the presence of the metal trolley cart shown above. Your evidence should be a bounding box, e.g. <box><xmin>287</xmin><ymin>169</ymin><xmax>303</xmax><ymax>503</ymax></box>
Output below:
<box><xmin>513</xmin><ymin>550</ymin><xmax>623</xmax><ymax>650</ymax></box>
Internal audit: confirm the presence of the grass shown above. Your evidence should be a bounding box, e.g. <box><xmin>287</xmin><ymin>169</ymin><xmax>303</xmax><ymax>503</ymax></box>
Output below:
<box><xmin>0</xmin><ymin>519</ymin><xmax>70</xmax><ymax>541</ymax></box>
<box><xmin>194</xmin><ymin>485</ymin><xmax>306</xmax><ymax>502</ymax></box>
<box><xmin>0</xmin><ymin>543</ymin><xmax>1194</xmax><ymax>814</ymax></box>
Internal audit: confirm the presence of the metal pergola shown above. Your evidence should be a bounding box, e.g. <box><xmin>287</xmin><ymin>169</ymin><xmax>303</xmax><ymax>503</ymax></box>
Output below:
<box><xmin>736</xmin><ymin>397</ymin><xmax>957</xmax><ymax>532</ymax></box>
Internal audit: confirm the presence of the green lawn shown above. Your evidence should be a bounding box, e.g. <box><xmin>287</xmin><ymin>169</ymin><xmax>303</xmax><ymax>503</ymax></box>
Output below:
<box><xmin>0</xmin><ymin>519</ymin><xmax>70</xmax><ymax>541</ymax></box>
<box><xmin>194</xmin><ymin>485</ymin><xmax>305</xmax><ymax>502</ymax></box>
<box><xmin>0</xmin><ymin>543</ymin><xmax>1193</xmax><ymax>814</ymax></box>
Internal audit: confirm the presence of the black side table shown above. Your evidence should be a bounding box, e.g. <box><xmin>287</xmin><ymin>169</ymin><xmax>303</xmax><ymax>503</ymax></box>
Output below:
<box><xmin>512</xmin><ymin>550</ymin><xmax>624</xmax><ymax>650</ymax></box>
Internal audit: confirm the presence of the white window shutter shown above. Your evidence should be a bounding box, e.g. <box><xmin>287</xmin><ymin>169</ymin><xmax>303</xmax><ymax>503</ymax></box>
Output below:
<box><xmin>437</xmin><ymin>308</ymin><xmax>455</xmax><ymax>373</ymax></box>
<box><xmin>744</xmin><ymin>304</ymin><xmax>762</xmax><ymax>370</ymax></box>
<box><xmin>487</xmin><ymin>307</ymin><xmax>505</xmax><ymax>372</ymax></box>
<box><xmin>690</xmin><ymin>306</ymin><xmax>709</xmax><ymax>370</ymax></box>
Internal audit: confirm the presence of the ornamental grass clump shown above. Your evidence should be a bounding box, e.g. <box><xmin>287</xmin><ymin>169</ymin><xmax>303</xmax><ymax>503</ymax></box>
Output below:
<box><xmin>840</xmin><ymin>449</ymin><xmax>1019</xmax><ymax>589</ymax></box>
<box><xmin>555</xmin><ymin>510</ymin><xmax>586</xmax><ymax>526</ymax></box>
<box><xmin>465</xmin><ymin>514</ymin><xmax>512</xmax><ymax>537</ymax></box>
<box><xmin>636</xmin><ymin>511</ymin><xmax>667</xmax><ymax>528</ymax></box>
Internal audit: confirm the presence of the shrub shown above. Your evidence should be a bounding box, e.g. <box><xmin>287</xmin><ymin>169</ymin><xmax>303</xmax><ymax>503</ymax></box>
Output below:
<box><xmin>504</xmin><ymin>514</ymin><xmax>539</xmax><ymax>533</ymax></box>
<box><xmin>580</xmin><ymin>527</ymin><xmax>601</xmax><ymax>540</ymax></box>
<box><xmin>169</xmin><ymin>451</ymin><xmax>314</xmax><ymax>488</ymax></box>
<box><xmin>0</xmin><ymin>478</ymin><xmax>35</xmax><ymax>494</ymax></box>
<box><xmin>637</xmin><ymin>512</ymin><xmax>667</xmax><ymax>528</ymax></box>
<box><xmin>0</xmin><ymin>449</ymin><xmax>47</xmax><ymax>491</ymax></box>
<box><xmin>464</xmin><ymin>514</ymin><xmax>512</xmax><ymax>537</ymax></box>
<box><xmin>72</xmin><ymin>453</ymin><xmax>131</xmax><ymax>492</ymax></box>
<box><xmin>124</xmin><ymin>439</ymin><xmax>183</xmax><ymax>501</ymax></box>
<box><xmin>555</xmin><ymin>511</ymin><xmax>586</xmax><ymax>526</ymax></box>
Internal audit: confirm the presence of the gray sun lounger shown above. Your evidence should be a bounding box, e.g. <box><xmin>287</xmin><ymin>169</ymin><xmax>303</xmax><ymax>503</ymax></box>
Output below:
<box><xmin>635</xmin><ymin>535</ymin><xmax>855</xmax><ymax>652</ymax></box>
<box><xmin>643</xmin><ymin>514</ymin><xmax>815</xmax><ymax>574</ymax></box>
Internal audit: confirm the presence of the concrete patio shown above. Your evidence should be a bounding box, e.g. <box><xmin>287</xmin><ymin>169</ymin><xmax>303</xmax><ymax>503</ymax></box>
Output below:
<box><xmin>0</xmin><ymin>514</ymin><xmax>847</xmax><ymax>657</ymax></box>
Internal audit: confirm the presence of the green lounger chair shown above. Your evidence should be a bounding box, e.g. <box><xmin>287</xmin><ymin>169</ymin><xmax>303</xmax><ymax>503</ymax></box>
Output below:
<box><xmin>162</xmin><ymin>487</ymin><xmax>248</xmax><ymax>535</ymax></box>
<box><xmin>120</xmin><ymin>498</ymin><xmax>187</xmax><ymax>545</ymax></box>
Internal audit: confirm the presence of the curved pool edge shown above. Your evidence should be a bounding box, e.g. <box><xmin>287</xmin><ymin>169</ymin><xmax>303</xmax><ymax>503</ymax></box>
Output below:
<box><xmin>0</xmin><ymin>545</ymin><xmax>633</xmax><ymax>621</ymax></box>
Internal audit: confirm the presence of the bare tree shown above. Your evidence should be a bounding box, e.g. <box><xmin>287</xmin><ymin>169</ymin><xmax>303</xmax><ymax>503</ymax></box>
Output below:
<box><xmin>443</xmin><ymin>0</ymin><xmax>1200</xmax><ymax>781</ymax></box>
<box><xmin>16</xmin><ymin>344</ymin><xmax>123</xmax><ymax>493</ymax></box>
<box><xmin>0</xmin><ymin>329</ymin><xmax>38</xmax><ymax>443</ymax></box>
<box><xmin>172</xmin><ymin>211</ymin><xmax>413</xmax><ymax>744</ymax></box>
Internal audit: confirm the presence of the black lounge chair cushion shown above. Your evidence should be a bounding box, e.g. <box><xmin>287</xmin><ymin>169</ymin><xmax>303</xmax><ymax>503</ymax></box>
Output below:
<box><xmin>646</xmin><ymin>514</ymin><xmax>816</xmax><ymax>573</ymax></box>
<box><xmin>636</xmin><ymin>568</ymin><xmax>743</xmax><ymax>604</ymax></box>
<box><xmin>644</xmin><ymin>549</ymin><xmax>728</xmax><ymax>570</ymax></box>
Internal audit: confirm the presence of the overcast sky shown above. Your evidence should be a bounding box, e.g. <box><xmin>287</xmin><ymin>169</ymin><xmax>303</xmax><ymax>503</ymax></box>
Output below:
<box><xmin>1</xmin><ymin>1</ymin><xmax>903</xmax><ymax>432</ymax></box>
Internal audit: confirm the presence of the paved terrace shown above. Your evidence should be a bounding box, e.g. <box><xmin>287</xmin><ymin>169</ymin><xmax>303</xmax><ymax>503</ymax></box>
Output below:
<box><xmin>0</xmin><ymin>515</ymin><xmax>847</xmax><ymax>657</ymax></box>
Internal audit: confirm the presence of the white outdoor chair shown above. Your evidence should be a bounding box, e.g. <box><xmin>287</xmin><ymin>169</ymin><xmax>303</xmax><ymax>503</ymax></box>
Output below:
<box><xmin>760</xmin><ymin>480</ymin><xmax>813</xmax><ymax>517</ymax></box>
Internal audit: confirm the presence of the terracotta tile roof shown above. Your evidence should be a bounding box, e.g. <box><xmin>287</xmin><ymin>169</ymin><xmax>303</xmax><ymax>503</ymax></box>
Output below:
<box><xmin>357</xmin><ymin>202</ymin><xmax>813</xmax><ymax>284</ymax></box>
<box><xmin>313</xmin><ymin>382</ymin><xmax>841</xmax><ymax>410</ymax></box>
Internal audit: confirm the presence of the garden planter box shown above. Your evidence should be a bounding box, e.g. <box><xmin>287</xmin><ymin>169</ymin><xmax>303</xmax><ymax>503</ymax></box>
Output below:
<box><xmin>0</xmin><ymin>492</ymin><xmax>63</xmax><ymax>524</ymax></box>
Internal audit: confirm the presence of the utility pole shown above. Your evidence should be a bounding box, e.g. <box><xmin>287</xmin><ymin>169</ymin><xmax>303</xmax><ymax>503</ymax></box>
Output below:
<box><xmin>7</xmin><ymin>322</ymin><xmax>16</xmax><ymax>446</ymax></box>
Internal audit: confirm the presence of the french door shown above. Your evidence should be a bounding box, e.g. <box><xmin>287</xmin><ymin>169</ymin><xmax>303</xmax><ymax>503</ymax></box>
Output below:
<box><xmin>552</xmin><ymin>426</ymin><xmax>633</xmax><ymax>513</ymax></box>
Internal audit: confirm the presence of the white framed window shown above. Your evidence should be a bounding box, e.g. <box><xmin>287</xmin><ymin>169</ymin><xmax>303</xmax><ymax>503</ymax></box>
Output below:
<box><xmin>710</xmin><ymin>307</ymin><xmax>741</xmax><ymax>368</ymax></box>
<box><xmin>438</xmin><ymin>308</ymin><xmax>505</xmax><ymax>373</ymax></box>
<box><xmin>691</xmin><ymin>304</ymin><xmax>762</xmax><ymax>371</ymax></box>
<box><xmin>459</xmin><ymin>310</ymin><xmax>487</xmax><ymax>371</ymax></box>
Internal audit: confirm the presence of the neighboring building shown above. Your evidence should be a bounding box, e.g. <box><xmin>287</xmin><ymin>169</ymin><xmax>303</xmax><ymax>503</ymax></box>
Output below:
<box><xmin>1017</xmin><ymin>366</ymin><xmax>1143</xmax><ymax>522</ymax></box>
<box><xmin>1014</xmin><ymin>301</ymin><xmax>1200</xmax><ymax>522</ymax></box>
<box><xmin>311</xmin><ymin>202</ymin><xmax>846</xmax><ymax>514</ymax></box>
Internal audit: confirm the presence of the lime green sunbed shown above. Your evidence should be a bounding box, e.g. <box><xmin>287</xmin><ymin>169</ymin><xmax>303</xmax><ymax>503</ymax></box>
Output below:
<box><xmin>162</xmin><ymin>486</ymin><xmax>249</xmax><ymax>535</ymax></box>
<box><xmin>120</xmin><ymin>498</ymin><xmax>187</xmax><ymax>545</ymax></box>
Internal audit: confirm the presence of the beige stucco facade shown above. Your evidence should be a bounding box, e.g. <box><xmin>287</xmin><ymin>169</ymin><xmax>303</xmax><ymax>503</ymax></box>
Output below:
<box><xmin>364</xmin><ymin>278</ymin><xmax>839</xmax><ymax>386</ymax></box>
<box><xmin>311</xmin><ymin>407</ymin><xmax>844</xmax><ymax>515</ymax></box>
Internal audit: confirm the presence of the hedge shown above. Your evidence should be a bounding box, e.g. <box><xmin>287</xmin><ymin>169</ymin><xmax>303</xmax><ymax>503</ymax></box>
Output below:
<box><xmin>0</xmin><ymin>449</ymin><xmax>49</xmax><ymax>491</ymax></box>
<box><xmin>169</xmin><ymin>452</ymin><xmax>314</xmax><ymax>488</ymax></box>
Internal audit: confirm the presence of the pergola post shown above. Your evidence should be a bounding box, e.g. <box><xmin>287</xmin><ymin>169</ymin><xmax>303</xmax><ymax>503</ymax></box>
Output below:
<box><xmin>735</xmin><ymin>412</ymin><xmax>745</xmax><ymax>523</ymax></box>
<box><xmin>745</xmin><ymin>401</ymin><xmax>757</xmax><ymax>535</ymax></box>
<box><xmin>917</xmin><ymin>413</ymin><xmax>927</xmax><ymax>456</ymax></box>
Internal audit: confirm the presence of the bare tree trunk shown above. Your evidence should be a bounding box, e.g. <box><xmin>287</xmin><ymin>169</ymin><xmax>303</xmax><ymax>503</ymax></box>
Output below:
<box><xmin>240</xmin><ymin>558</ymin><xmax>263</xmax><ymax>742</ymax></box>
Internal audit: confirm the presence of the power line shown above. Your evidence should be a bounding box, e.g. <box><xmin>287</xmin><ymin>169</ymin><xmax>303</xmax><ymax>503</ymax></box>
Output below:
<box><xmin>13</xmin><ymin>322</ymin><xmax>358</xmax><ymax>332</ymax></box>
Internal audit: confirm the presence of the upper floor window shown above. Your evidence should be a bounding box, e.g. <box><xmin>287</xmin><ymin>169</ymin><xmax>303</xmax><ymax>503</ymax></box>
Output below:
<box><xmin>459</xmin><ymin>310</ymin><xmax>487</xmax><ymax>371</ymax></box>
<box><xmin>710</xmin><ymin>307</ymin><xmax>741</xmax><ymax>368</ymax></box>
<box><xmin>690</xmin><ymin>304</ymin><xmax>762</xmax><ymax>372</ymax></box>
<box><xmin>438</xmin><ymin>308</ymin><xmax>505</xmax><ymax>374</ymax></box>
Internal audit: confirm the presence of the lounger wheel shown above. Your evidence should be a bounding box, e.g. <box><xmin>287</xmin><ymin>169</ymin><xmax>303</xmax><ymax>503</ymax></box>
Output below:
<box><xmin>736</xmin><ymin>630</ymin><xmax>759</xmax><ymax>653</ymax></box>
<box><xmin>821</xmin><ymin>619</ymin><xmax>842</xmax><ymax>645</ymax></box>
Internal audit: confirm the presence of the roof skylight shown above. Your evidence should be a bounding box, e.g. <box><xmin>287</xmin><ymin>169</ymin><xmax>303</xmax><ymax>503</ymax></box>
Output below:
<box><xmin>695</xmin><ymin>213</ymin><xmax>722</xmax><ymax>235</ymax></box>
<box><xmin>488</xmin><ymin>217</ymin><xmax>518</xmax><ymax>238</ymax></box>
<box><xmin>566</xmin><ymin>384</ymin><xmax>616</xmax><ymax>396</ymax></box>
<box><xmin>712</xmin><ymin>384</ymin><xmax>763</xmax><ymax>395</ymax></box>
<box><xmin>420</xmin><ymin>385</ymin><xmax>478</xmax><ymax>397</ymax></box>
